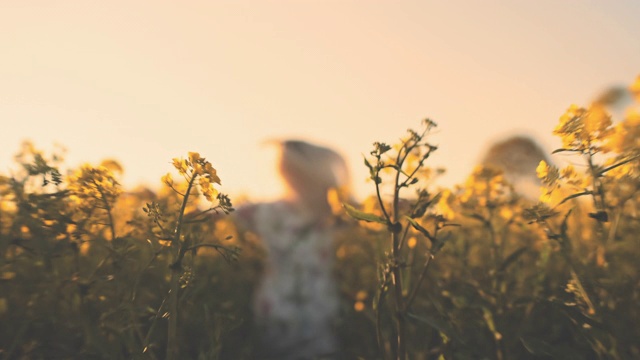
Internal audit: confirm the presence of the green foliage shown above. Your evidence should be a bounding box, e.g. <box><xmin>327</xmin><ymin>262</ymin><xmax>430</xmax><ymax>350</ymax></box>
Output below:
<box><xmin>0</xmin><ymin>145</ymin><xmax>246</xmax><ymax>359</ymax></box>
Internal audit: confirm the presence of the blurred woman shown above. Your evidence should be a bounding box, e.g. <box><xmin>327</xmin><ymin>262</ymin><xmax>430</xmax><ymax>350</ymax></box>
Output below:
<box><xmin>480</xmin><ymin>135</ymin><xmax>550</xmax><ymax>199</ymax></box>
<box><xmin>236</xmin><ymin>140</ymin><xmax>351</xmax><ymax>359</ymax></box>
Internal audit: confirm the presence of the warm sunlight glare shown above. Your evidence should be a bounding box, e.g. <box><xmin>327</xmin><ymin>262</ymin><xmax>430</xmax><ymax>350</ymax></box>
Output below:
<box><xmin>1</xmin><ymin>1</ymin><xmax>638</xmax><ymax>201</ymax></box>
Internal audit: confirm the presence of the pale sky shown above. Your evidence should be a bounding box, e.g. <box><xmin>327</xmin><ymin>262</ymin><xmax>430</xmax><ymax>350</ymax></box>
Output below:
<box><xmin>1</xmin><ymin>1</ymin><xmax>639</xmax><ymax>201</ymax></box>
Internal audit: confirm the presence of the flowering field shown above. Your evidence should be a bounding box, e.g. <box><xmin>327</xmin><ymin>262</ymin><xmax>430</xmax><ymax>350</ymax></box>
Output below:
<box><xmin>1</xmin><ymin>76</ymin><xmax>639</xmax><ymax>359</ymax></box>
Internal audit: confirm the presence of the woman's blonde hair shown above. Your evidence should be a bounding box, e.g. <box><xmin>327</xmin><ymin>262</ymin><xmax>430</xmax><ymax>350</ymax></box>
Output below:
<box><xmin>277</xmin><ymin>140</ymin><xmax>351</xmax><ymax>216</ymax></box>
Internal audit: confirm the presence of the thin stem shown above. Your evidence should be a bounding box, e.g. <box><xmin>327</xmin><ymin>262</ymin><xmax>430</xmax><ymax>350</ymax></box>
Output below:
<box><xmin>167</xmin><ymin>270</ymin><xmax>181</xmax><ymax>359</ymax></box>
<box><xmin>406</xmin><ymin>252</ymin><xmax>434</xmax><ymax>309</ymax></box>
<box><xmin>585</xmin><ymin>150</ymin><xmax>606</xmax><ymax>215</ymax></box>
<box><xmin>375</xmin><ymin>180</ymin><xmax>391</xmax><ymax>223</ymax></box>
<box><xmin>174</xmin><ymin>175</ymin><xmax>197</xmax><ymax>242</ymax></box>
<box><xmin>376</xmin><ymin>287</ymin><xmax>388</xmax><ymax>360</ymax></box>
<box><xmin>167</xmin><ymin>183</ymin><xmax>186</xmax><ymax>196</ymax></box>
<box><xmin>129</xmin><ymin>247</ymin><xmax>161</xmax><ymax>358</ymax></box>
<box><xmin>607</xmin><ymin>206</ymin><xmax>623</xmax><ymax>243</ymax></box>
<box><xmin>543</xmin><ymin>219</ymin><xmax>597</xmax><ymax>315</ymax></box>
<box><xmin>397</xmin><ymin>224</ymin><xmax>411</xmax><ymax>253</ymax></box>
<box><xmin>391</xmin><ymin>143</ymin><xmax>407</xmax><ymax>360</ymax></box>
<box><xmin>166</xmin><ymin>173</ymin><xmax>197</xmax><ymax>360</ymax></box>
<box><xmin>399</xmin><ymin>146</ymin><xmax>434</xmax><ymax>188</ymax></box>
<box><xmin>144</xmin><ymin>294</ymin><xmax>168</xmax><ymax>355</ymax></box>
<box><xmin>183</xmin><ymin>206</ymin><xmax>226</xmax><ymax>224</ymax></box>
<box><xmin>92</xmin><ymin>179</ymin><xmax>116</xmax><ymax>241</ymax></box>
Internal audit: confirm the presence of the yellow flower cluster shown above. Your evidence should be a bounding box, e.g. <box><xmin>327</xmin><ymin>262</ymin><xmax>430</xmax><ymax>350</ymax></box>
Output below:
<box><xmin>553</xmin><ymin>104</ymin><xmax>613</xmax><ymax>153</ymax></box>
<box><xmin>437</xmin><ymin>166</ymin><xmax>520</xmax><ymax>223</ymax></box>
<box><xmin>167</xmin><ymin>152</ymin><xmax>222</xmax><ymax>203</ymax></box>
<box><xmin>67</xmin><ymin>163</ymin><xmax>122</xmax><ymax>208</ymax></box>
<box><xmin>540</xmin><ymin>75</ymin><xmax>640</xmax><ymax>208</ymax></box>
<box><xmin>631</xmin><ymin>75</ymin><xmax>640</xmax><ymax>102</ymax></box>
<box><xmin>604</xmin><ymin>109</ymin><xmax>640</xmax><ymax>155</ymax></box>
<box><xmin>437</xmin><ymin>189</ymin><xmax>456</xmax><ymax>220</ymax></box>
<box><xmin>536</xmin><ymin>160</ymin><xmax>559</xmax><ymax>186</ymax></box>
<box><xmin>459</xmin><ymin>166</ymin><xmax>511</xmax><ymax>208</ymax></box>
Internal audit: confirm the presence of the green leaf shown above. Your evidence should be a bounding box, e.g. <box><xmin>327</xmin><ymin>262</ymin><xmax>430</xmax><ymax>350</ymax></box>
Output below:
<box><xmin>560</xmin><ymin>208</ymin><xmax>573</xmax><ymax>238</ymax></box>
<box><xmin>407</xmin><ymin>312</ymin><xmax>464</xmax><ymax>344</ymax></box>
<box><xmin>427</xmin><ymin>192</ymin><xmax>442</xmax><ymax>207</ymax></box>
<box><xmin>553</xmin><ymin>299</ymin><xmax>605</xmax><ymax>330</ymax></box>
<box><xmin>363</xmin><ymin>157</ymin><xmax>373</xmax><ymax>171</ymax></box>
<box><xmin>343</xmin><ymin>203</ymin><xmax>387</xmax><ymax>224</ymax></box>
<box><xmin>552</xmin><ymin>148</ymin><xmax>582</xmax><ymax>154</ymax></box>
<box><xmin>441</xmin><ymin>222</ymin><xmax>461</xmax><ymax>228</ymax></box>
<box><xmin>557</xmin><ymin>190</ymin><xmax>593</xmax><ymax>206</ymax></box>
<box><xmin>405</xmin><ymin>216</ymin><xmax>434</xmax><ymax>241</ymax></box>
<box><xmin>520</xmin><ymin>336</ymin><xmax>553</xmax><ymax>356</ymax></box>
<box><xmin>598</xmin><ymin>153</ymin><xmax>640</xmax><ymax>176</ymax></box>
<box><xmin>520</xmin><ymin>335</ymin><xmax>582</xmax><ymax>359</ymax></box>
<box><xmin>498</xmin><ymin>246</ymin><xmax>528</xmax><ymax>272</ymax></box>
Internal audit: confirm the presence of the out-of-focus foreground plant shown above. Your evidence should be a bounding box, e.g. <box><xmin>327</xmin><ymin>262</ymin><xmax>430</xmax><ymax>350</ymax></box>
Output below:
<box><xmin>0</xmin><ymin>145</ymin><xmax>240</xmax><ymax>359</ymax></box>
<box><xmin>523</xmin><ymin>75</ymin><xmax>640</xmax><ymax>359</ymax></box>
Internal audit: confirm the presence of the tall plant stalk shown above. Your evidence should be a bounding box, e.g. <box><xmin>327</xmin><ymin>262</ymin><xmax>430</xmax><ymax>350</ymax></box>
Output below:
<box><xmin>141</xmin><ymin>152</ymin><xmax>235</xmax><ymax>359</ymax></box>
<box><xmin>166</xmin><ymin>174</ymin><xmax>196</xmax><ymax>360</ymax></box>
<box><xmin>345</xmin><ymin>119</ymin><xmax>457</xmax><ymax>360</ymax></box>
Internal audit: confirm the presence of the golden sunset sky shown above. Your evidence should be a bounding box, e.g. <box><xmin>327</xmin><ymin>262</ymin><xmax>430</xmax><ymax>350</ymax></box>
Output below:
<box><xmin>1</xmin><ymin>1</ymin><xmax>639</xmax><ymax>201</ymax></box>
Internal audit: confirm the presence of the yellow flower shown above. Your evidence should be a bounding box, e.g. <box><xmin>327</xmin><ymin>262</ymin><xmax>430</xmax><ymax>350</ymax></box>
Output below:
<box><xmin>207</xmin><ymin>168</ymin><xmax>221</xmax><ymax>185</ymax></box>
<box><xmin>199</xmin><ymin>176</ymin><xmax>211</xmax><ymax>189</ymax></box>
<box><xmin>584</xmin><ymin>104</ymin><xmax>612</xmax><ymax>136</ymax></box>
<box><xmin>202</xmin><ymin>185</ymin><xmax>219</xmax><ymax>202</ymax></box>
<box><xmin>407</xmin><ymin>236</ymin><xmax>418</xmax><ymax>249</ymax></box>
<box><xmin>172</xmin><ymin>158</ymin><xmax>188</xmax><ymax>175</ymax></box>
<box><xmin>326</xmin><ymin>187</ymin><xmax>345</xmax><ymax>215</ymax></box>
<box><xmin>188</xmin><ymin>152</ymin><xmax>201</xmax><ymax>163</ymax></box>
<box><xmin>536</xmin><ymin>160</ymin><xmax>548</xmax><ymax>179</ymax></box>
<box><xmin>67</xmin><ymin>163</ymin><xmax>121</xmax><ymax>207</ymax></box>
<box><xmin>554</xmin><ymin>105</ymin><xmax>587</xmax><ymax>149</ymax></box>
<box><xmin>499</xmin><ymin>207</ymin><xmax>513</xmax><ymax>219</ymax></box>
<box><xmin>630</xmin><ymin>75</ymin><xmax>640</xmax><ymax>101</ymax></box>
<box><xmin>604</xmin><ymin>110</ymin><xmax>640</xmax><ymax>154</ymax></box>
<box><xmin>560</xmin><ymin>164</ymin><xmax>575</xmax><ymax>179</ymax></box>
<box><xmin>100</xmin><ymin>159</ymin><xmax>123</xmax><ymax>174</ymax></box>
<box><xmin>192</xmin><ymin>162</ymin><xmax>203</xmax><ymax>176</ymax></box>
<box><xmin>539</xmin><ymin>187</ymin><xmax>553</xmax><ymax>204</ymax></box>
<box><xmin>161</xmin><ymin>173</ymin><xmax>173</xmax><ymax>187</ymax></box>
<box><xmin>536</xmin><ymin>160</ymin><xmax>559</xmax><ymax>186</ymax></box>
<box><xmin>437</xmin><ymin>189</ymin><xmax>456</xmax><ymax>220</ymax></box>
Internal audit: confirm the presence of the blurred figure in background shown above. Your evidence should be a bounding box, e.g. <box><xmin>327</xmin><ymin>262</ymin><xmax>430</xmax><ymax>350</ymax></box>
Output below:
<box><xmin>236</xmin><ymin>140</ymin><xmax>351</xmax><ymax>359</ymax></box>
<box><xmin>481</xmin><ymin>135</ymin><xmax>550</xmax><ymax>199</ymax></box>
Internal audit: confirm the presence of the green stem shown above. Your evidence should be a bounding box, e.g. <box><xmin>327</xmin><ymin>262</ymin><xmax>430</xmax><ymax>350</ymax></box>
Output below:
<box><xmin>586</xmin><ymin>152</ymin><xmax>607</xmax><ymax>214</ymax></box>
<box><xmin>93</xmin><ymin>179</ymin><xmax>116</xmax><ymax>241</ymax></box>
<box><xmin>166</xmin><ymin>173</ymin><xmax>197</xmax><ymax>360</ymax></box>
<box><xmin>607</xmin><ymin>207</ymin><xmax>622</xmax><ymax>243</ymax></box>
<box><xmin>391</xmin><ymin>145</ymin><xmax>407</xmax><ymax>360</ymax></box>
<box><xmin>376</xmin><ymin>286</ymin><xmax>389</xmax><ymax>360</ymax></box>
<box><xmin>406</xmin><ymin>252</ymin><xmax>434</xmax><ymax>309</ymax></box>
